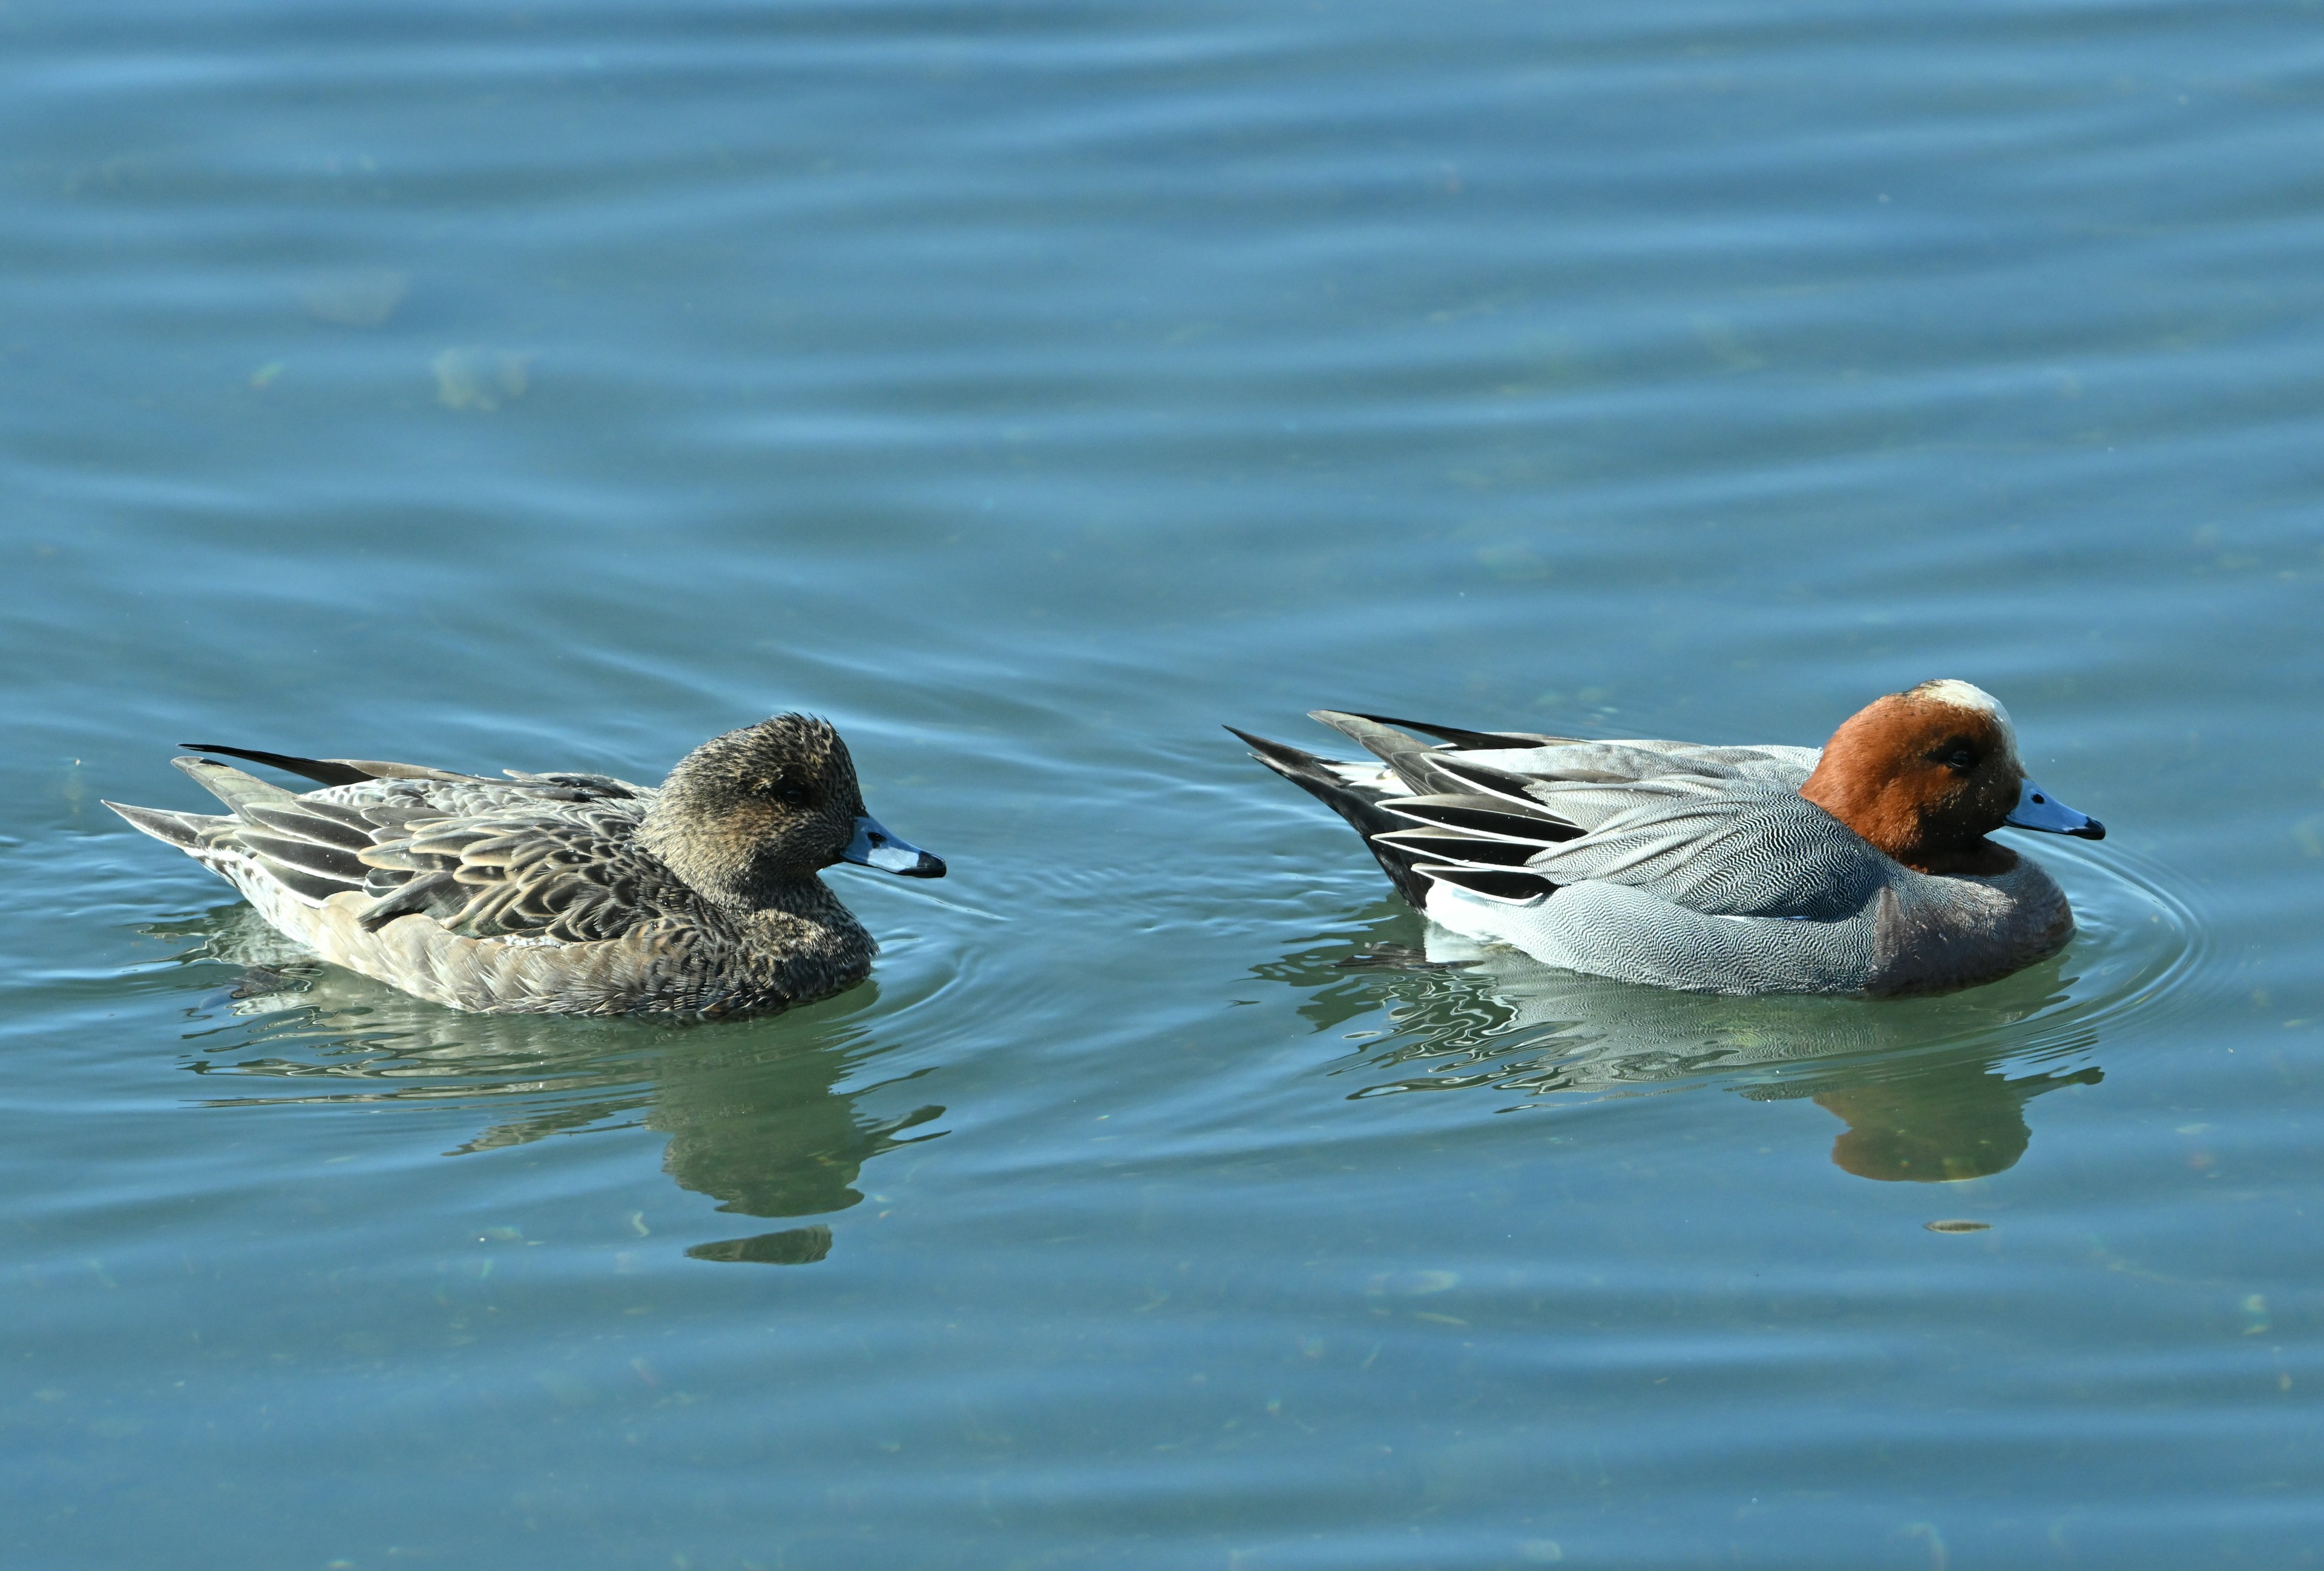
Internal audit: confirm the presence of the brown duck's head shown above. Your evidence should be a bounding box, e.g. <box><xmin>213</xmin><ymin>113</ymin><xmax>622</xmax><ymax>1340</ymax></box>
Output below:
<box><xmin>643</xmin><ymin>714</ymin><xmax>942</xmax><ymax>906</ymax></box>
<box><xmin>1799</xmin><ymin>679</ymin><xmax>2104</xmax><ymax>875</ymax></box>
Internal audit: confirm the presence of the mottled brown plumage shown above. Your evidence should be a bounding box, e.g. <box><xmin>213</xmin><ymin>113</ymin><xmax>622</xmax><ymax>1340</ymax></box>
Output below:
<box><xmin>103</xmin><ymin>715</ymin><xmax>944</xmax><ymax>1016</ymax></box>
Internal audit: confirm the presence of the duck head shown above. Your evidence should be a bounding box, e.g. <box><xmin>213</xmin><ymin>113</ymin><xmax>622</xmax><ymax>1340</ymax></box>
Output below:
<box><xmin>639</xmin><ymin>714</ymin><xmax>944</xmax><ymax>908</ymax></box>
<box><xmin>1799</xmin><ymin>679</ymin><xmax>2104</xmax><ymax>875</ymax></box>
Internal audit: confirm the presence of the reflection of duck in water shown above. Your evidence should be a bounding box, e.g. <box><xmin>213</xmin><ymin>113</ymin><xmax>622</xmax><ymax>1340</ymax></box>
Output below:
<box><xmin>1805</xmin><ymin>1059</ymin><xmax>2096</xmax><ymax>1182</ymax></box>
<box><xmin>1261</xmin><ymin>901</ymin><xmax>2102</xmax><ymax>1184</ymax></box>
<box><xmin>649</xmin><ymin>1030</ymin><xmax>942</xmax><ymax>1265</ymax></box>
<box><xmin>165</xmin><ymin>905</ymin><xmax>943</xmax><ymax>1262</ymax></box>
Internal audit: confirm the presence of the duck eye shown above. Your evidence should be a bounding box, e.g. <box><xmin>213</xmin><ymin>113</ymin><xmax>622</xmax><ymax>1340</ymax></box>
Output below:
<box><xmin>1942</xmin><ymin>747</ymin><xmax>1975</xmax><ymax>772</ymax></box>
<box><xmin>775</xmin><ymin>783</ymin><xmax>809</xmax><ymax>808</ymax></box>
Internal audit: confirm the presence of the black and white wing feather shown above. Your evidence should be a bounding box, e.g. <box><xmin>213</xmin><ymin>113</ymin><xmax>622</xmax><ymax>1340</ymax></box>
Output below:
<box><xmin>1233</xmin><ymin>713</ymin><xmax>1857</xmax><ymax>917</ymax></box>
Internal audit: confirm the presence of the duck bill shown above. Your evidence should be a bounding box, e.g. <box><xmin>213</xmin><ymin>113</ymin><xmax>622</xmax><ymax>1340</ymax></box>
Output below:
<box><xmin>842</xmin><ymin>814</ymin><xmax>946</xmax><ymax>877</ymax></box>
<box><xmin>2003</xmin><ymin>777</ymin><xmax>2106</xmax><ymax>840</ymax></box>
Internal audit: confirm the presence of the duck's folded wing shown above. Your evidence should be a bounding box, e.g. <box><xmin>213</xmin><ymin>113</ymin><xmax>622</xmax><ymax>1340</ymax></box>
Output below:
<box><xmin>1521</xmin><ymin>786</ymin><xmax>1889</xmax><ymax>920</ymax></box>
<box><xmin>1621</xmin><ymin>741</ymin><xmax>1821</xmax><ymax>786</ymax></box>
<box><xmin>1442</xmin><ymin>741</ymin><xmax>1821</xmax><ymax>830</ymax></box>
<box><xmin>352</xmin><ymin>802</ymin><xmax>697</xmax><ymax>942</ymax></box>
<box><xmin>497</xmin><ymin>769</ymin><xmax>651</xmax><ymax>800</ymax></box>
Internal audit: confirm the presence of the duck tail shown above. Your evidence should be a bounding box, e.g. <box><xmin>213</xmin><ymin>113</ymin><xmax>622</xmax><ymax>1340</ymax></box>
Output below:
<box><xmin>171</xmin><ymin>756</ymin><xmax>304</xmax><ymax>814</ymax></box>
<box><xmin>1224</xmin><ymin>726</ymin><xmax>1440</xmax><ymax>908</ymax></box>
<box><xmin>180</xmin><ymin>743</ymin><xmax>505</xmax><ymax>789</ymax></box>
<box><xmin>1331</xmin><ymin>711</ymin><xmax>1577</xmax><ymax>752</ymax></box>
<box><xmin>102</xmin><ymin>799</ymin><xmax>217</xmax><ymax>851</ymax></box>
<box><xmin>176</xmin><ymin>744</ymin><xmax>381</xmax><ymax>788</ymax></box>
<box><xmin>1301</xmin><ymin>710</ymin><xmax>1572</xmax><ymax>807</ymax></box>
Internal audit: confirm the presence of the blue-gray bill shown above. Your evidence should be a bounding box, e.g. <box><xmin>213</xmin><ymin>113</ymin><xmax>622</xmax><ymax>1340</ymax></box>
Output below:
<box><xmin>2004</xmin><ymin>777</ymin><xmax>2106</xmax><ymax>840</ymax></box>
<box><xmin>842</xmin><ymin>814</ymin><xmax>946</xmax><ymax>877</ymax></box>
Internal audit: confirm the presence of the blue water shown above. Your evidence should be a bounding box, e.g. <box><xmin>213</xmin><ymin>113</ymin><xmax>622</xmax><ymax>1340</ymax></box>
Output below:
<box><xmin>4</xmin><ymin>1</ymin><xmax>2322</xmax><ymax>1566</ymax></box>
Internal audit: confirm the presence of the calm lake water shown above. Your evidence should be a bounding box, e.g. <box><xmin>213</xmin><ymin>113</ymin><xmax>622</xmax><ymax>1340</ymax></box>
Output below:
<box><xmin>5</xmin><ymin>1</ymin><xmax>2322</xmax><ymax>1566</ymax></box>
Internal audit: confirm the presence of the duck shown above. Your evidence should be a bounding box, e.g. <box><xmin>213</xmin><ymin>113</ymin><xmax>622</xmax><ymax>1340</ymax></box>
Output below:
<box><xmin>104</xmin><ymin>714</ymin><xmax>944</xmax><ymax>1016</ymax></box>
<box><xmin>1229</xmin><ymin>679</ymin><xmax>2106</xmax><ymax>997</ymax></box>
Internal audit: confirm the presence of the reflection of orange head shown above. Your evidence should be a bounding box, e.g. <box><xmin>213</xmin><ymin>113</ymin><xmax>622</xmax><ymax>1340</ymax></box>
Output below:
<box><xmin>1816</xmin><ymin>1077</ymin><xmax>2030</xmax><ymax>1182</ymax></box>
<box><xmin>1799</xmin><ymin>679</ymin><xmax>2025</xmax><ymax>874</ymax></box>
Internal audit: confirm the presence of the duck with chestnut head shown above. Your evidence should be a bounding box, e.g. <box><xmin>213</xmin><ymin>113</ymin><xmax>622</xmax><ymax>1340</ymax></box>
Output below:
<box><xmin>104</xmin><ymin>714</ymin><xmax>944</xmax><ymax>1016</ymax></box>
<box><xmin>1230</xmin><ymin>679</ymin><xmax>2104</xmax><ymax>996</ymax></box>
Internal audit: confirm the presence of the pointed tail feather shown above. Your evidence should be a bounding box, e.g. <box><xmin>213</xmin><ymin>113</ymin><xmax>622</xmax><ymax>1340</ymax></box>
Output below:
<box><xmin>178</xmin><ymin>743</ymin><xmax>378</xmax><ymax>787</ymax></box>
<box><xmin>1308</xmin><ymin>711</ymin><xmax>1590</xmax><ymax>804</ymax></box>
<box><xmin>1307</xmin><ymin>710</ymin><xmax>1434</xmax><ymax>753</ymax></box>
<box><xmin>103</xmin><ymin>800</ymin><xmax>218</xmax><ymax>850</ymax></box>
<box><xmin>1343</xmin><ymin>711</ymin><xmax>1581</xmax><ymax>751</ymax></box>
<box><xmin>1419</xmin><ymin>753</ymin><xmax>1567</xmax><ymax>810</ymax></box>
<box><xmin>1233</xmin><ymin>712</ymin><xmax>1589</xmax><ymax>913</ymax></box>
<box><xmin>1226</xmin><ymin>726</ymin><xmax>1442</xmax><ymax>908</ymax></box>
<box><xmin>172</xmin><ymin>757</ymin><xmax>303</xmax><ymax>814</ymax></box>
<box><xmin>179</xmin><ymin>743</ymin><xmax>488</xmax><ymax>786</ymax></box>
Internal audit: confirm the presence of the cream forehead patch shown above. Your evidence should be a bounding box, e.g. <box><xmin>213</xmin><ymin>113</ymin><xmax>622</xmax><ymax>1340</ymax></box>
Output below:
<box><xmin>1906</xmin><ymin>679</ymin><xmax>2017</xmax><ymax>747</ymax></box>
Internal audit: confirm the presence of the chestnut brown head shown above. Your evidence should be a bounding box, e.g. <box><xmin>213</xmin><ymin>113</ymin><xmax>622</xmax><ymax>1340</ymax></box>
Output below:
<box><xmin>1800</xmin><ymin>680</ymin><xmax>2101</xmax><ymax>874</ymax></box>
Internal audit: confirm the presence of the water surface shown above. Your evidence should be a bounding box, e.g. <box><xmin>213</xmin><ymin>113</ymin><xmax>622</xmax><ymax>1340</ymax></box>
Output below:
<box><xmin>4</xmin><ymin>1</ymin><xmax>2322</xmax><ymax>1566</ymax></box>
